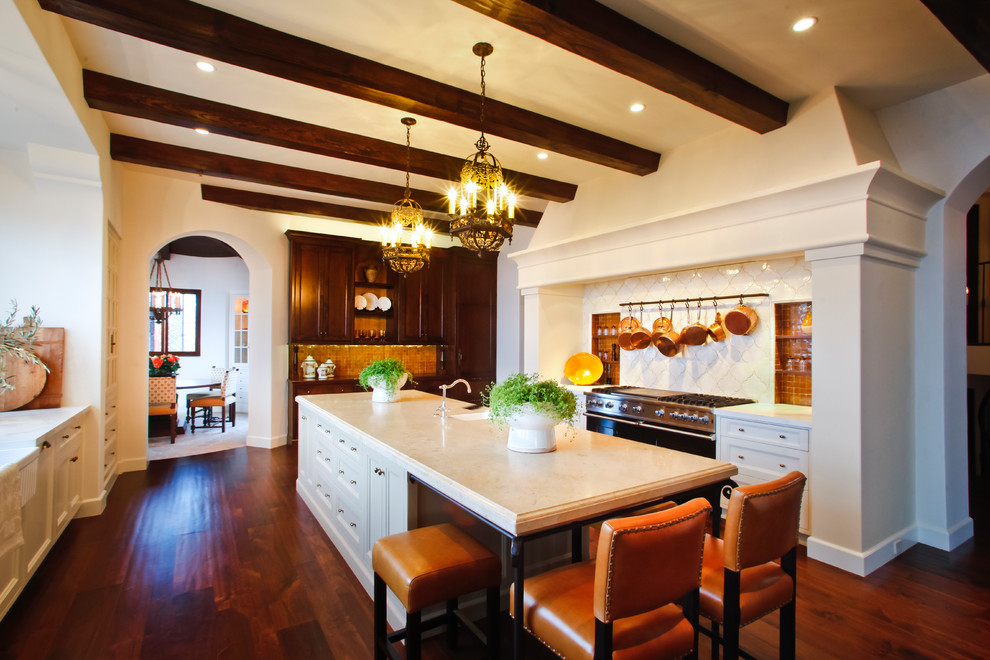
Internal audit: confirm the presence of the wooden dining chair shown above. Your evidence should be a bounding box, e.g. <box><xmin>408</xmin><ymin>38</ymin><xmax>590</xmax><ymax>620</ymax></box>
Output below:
<box><xmin>148</xmin><ymin>376</ymin><xmax>178</xmax><ymax>443</ymax></box>
<box><xmin>189</xmin><ymin>368</ymin><xmax>237</xmax><ymax>433</ymax></box>
<box><xmin>515</xmin><ymin>498</ymin><xmax>712</xmax><ymax>659</ymax></box>
<box><xmin>699</xmin><ymin>471</ymin><xmax>806</xmax><ymax>660</ymax></box>
<box><xmin>184</xmin><ymin>365</ymin><xmax>226</xmax><ymax>420</ymax></box>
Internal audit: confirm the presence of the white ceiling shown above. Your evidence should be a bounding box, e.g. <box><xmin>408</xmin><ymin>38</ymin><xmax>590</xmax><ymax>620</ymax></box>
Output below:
<box><xmin>48</xmin><ymin>0</ymin><xmax>986</xmax><ymax>215</ymax></box>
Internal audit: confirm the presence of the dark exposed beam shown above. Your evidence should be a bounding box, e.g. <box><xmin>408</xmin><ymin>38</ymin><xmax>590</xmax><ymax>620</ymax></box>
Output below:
<box><xmin>83</xmin><ymin>70</ymin><xmax>577</xmax><ymax>203</ymax></box>
<box><xmin>452</xmin><ymin>0</ymin><xmax>789</xmax><ymax>134</ymax></box>
<box><xmin>201</xmin><ymin>185</ymin><xmax>451</xmax><ymax>230</ymax></box>
<box><xmin>919</xmin><ymin>0</ymin><xmax>990</xmax><ymax>74</ymax></box>
<box><xmin>41</xmin><ymin>0</ymin><xmax>660</xmax><ymax>175</ymax></box>
<box><xmin>111</xmin><ymin>134</ymin><xmax>542</xmax><ymax>226</ymax></box>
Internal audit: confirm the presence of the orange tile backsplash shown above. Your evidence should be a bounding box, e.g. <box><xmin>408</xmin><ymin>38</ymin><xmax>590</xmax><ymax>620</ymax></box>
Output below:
<box><xmin>291</xmin><ymin>344</ymin><xmax>439</xmax><ymax>380</ymax></box>
<box><xmin>774</xmin><ymin>302</ymin><xmax>812</xmax><ymax>406</ymax></box>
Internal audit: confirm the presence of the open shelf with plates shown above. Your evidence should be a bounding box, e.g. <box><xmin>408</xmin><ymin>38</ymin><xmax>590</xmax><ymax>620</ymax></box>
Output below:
<box><xmin>591</xmin><ymin>312</ymin><xmax>620</xmax><ymax>385</ymax></box>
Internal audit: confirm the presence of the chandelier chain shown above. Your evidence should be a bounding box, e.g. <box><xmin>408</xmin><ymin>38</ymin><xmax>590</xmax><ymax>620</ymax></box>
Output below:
<box><xmin>476</xmin><ymin>51</ymin><xmax>489</xmax><ymax>153</ymax></box>
<box><xmin>404</xmin><ymin>122</ymin><xmax>412</xmax><ymax>198</ymax></box>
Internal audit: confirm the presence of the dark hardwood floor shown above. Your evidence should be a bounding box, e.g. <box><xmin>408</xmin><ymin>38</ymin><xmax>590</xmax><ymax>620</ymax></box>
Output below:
<box><xmin>1</xmin><ymin>445</ymin><xmax>987</xmax><ymax>659</ymax></box>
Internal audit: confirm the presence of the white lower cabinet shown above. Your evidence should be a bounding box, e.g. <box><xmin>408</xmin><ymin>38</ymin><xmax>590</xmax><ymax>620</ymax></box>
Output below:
<box><xmin>296</xmin><ymin>400</ymin><xmax>409</xmax><ymax>599</ymax></box>
<box><xmin>717</xmin><ymin>413</ymin><xmax>811</xmax><ymax>535</ymax></box>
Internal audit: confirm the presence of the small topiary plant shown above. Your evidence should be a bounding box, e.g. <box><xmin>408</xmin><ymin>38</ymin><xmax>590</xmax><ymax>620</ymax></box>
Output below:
<box><xmin>358</xmin><ymin>359</ymin><xmax>414</xmax><ymax>398</ymax></box>
<box><xmin>483</xmin><ymin>372</ymin><xmax>578</xmax><ymax>429</ymax></box>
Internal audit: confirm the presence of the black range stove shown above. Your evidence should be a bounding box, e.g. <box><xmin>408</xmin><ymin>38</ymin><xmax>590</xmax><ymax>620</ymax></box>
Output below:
<box><xmin>584</xmin><ymin>385</ymin><xmax>755</xmax><ymax>458</ymax></box>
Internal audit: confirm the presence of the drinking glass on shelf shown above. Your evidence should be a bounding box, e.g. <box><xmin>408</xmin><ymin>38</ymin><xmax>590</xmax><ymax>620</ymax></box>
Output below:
<box><xmin>611</xmin><ymin>324</ymin><xmax>617</xmax><ymax>336</ymax></box>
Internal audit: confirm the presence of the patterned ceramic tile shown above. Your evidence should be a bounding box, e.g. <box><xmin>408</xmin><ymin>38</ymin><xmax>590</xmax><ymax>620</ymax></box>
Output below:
<box><xmin>584</xmin><ymin>256</ymin><xmax>811</xmax><ymax>402</ymax></box>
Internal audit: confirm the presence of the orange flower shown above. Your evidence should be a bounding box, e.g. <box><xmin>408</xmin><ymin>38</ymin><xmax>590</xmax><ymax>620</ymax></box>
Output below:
<box><xmin>152</xmin><ymin>357</ymin><xmax>164</xmax><ymax>369</ymax></box>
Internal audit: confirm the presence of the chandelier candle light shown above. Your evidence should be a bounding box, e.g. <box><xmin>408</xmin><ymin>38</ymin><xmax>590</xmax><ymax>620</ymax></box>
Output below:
<box><xmin>149</xmin><ymin>254</ymin><xmax>183</xmax><ymax>322</ymax></box>
<box><xmin>448</xmin><ymin>42</ymin><xmax>516</xmax><ymax>255</ymax></box>
<box><xmin>381</xmin><ymin>117</ymin><xmax>433</xmax><ymax>275</ymax></box>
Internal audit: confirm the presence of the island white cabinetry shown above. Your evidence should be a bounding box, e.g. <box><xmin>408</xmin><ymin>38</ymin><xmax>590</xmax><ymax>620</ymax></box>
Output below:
<box><xmin>0</xmin><ymin>407</ymin><xmax>87</xmax><ymax>620</ymax></box>
<box><xmin>296</xmin><ymin>399</ymin><xmax>408</xmax><ymax>597</ymax></box>
<box><xmin>716</xmin><ymin>405</ymin><xmax>812</xmax><ymax>534</ymax></box>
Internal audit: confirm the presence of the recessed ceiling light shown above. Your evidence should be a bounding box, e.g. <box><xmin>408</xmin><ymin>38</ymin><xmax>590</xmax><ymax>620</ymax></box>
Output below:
<box><xmin>196</xmin><ymin>61</ymin><xmax>216</xmax><ymax>72</ymax></box>
<box><xmin>792</xmin><ymin>17</ymin><xmax>817</xmax><ymax>32</ymax></box>
<box><xmin>629</xmin><ymin>103</ymin><xmax>645</xmax><ymax>113</ymax></box>
<box><xmin>537</xmin><ymin>152</ymin><xmax>549</xmax><ymax>160</ymax></box>
<box><xmin>195</xmin><ymin>128</ymin><xmax>210</xmax><ymax>135</ymax></box>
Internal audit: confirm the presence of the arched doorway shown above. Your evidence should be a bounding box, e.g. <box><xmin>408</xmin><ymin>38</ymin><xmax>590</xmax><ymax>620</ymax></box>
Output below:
<box><xmin>146</xmin><ymin>236</ymin><xmax>250</xmax><ymax>459</ymax></box>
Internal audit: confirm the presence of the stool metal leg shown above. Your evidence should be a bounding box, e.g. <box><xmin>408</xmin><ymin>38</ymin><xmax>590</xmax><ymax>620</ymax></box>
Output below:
<box><xmin>445</xmin><ymin>598</ymin><xmax>458</xmax><ymax>648</ymax></box>
<box><xmin>406</xmin><ymin>610</ymin><xmax>422</xmax><ymax>660</ymax></box>
<box><xmin>486</xmin><ymin>586</ymin><xmax>501</xmax><ymax>660</ymax></box>
<box><xmin>374</xmin><ymin>573</ymin><xmax>387</xmax><ymax>660</ymax></box>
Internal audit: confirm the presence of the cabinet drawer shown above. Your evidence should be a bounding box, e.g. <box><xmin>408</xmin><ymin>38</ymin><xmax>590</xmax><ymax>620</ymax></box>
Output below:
<box><xmin>312</xmin><ymin>443</ymin><xmax>336</xmax><ymax>477</ymax></box>
<box><xmin>311</xmin><ymin>458</ymin><xmax>336</xmax><ymax>511</ymax></box>
<box><xmin>336</xmin><ymin>454</ymin><xmax>363</xmax><ymax>503</ymax></box>
<box><xmin>719</xmin><ymin>418</ymin><xmax>809</xmax><ymax>451</ymax></box>
<box><xmin>722</xmin><ymin>438</ymin><xmax>806</xmax><ymax>476</ymax></box>
<box><xmin>334</xmin><ymin>495</ymin><xmax>363</xmax><ymax>551</ymax></box>
<box><xmin>332</xmin><ymin>430</ymin><xmax>365</xmax><ymax>461</ymax></box>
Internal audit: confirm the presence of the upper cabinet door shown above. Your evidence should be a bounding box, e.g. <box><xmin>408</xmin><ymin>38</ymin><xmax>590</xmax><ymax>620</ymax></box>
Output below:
<box><xmin>449</xmin><ymin>249</ymin><xmax>497</xmax><ymax>381</ymax></box>
<box><xmin>288</xmin><ymin>234</ymin><xmax>354</xmax><ymax>342</ymax></box>
<box><xmin>397</xmin><ymin>248</ymin><xmax>446</xmax><ymax>343</ymax></box>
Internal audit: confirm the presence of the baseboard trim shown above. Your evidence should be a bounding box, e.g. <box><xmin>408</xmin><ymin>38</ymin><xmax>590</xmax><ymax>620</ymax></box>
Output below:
<box><xmin>806</xmin><ymin>524</ymin><xmax>918</xmax><ymax>576</ymax></box>
<box><xmin>248</xmin><ymin>433</ymin><xmax>287</xmax><ymax>449</ymax></box>
<box><xmin>915</xmin><ymin>516</ymin><xmax>974</xmax><ymax>550</ymax></box>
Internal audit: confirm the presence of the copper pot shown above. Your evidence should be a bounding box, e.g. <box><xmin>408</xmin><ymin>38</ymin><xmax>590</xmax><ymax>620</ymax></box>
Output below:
<box><xmin>707</xmin><ymin>300</ymin><xmax>727</xmax><ymax>342</ymax></box>
<box><xmin>724</xmin><ymin>299</ymin><xmax>759</xmax><ymax>335</ymax></box>
<box><xmin>652</xmin><ymin>302</ymin><xmax>681</xmax><ymax>357</ymax></box>
<box><xmin>629</xmin><ymin>306</ymin><xmax>651</xmax><ymax>350</ymax></box>
<box><xmin>618</xmin><ymin>309</ymin><xmax>639</xmax><ymax>351</ymax></box>
<box><xmin>679</xmin><ymin>300</ymin><xmax>709</xmax><ymax>346</ymax></box>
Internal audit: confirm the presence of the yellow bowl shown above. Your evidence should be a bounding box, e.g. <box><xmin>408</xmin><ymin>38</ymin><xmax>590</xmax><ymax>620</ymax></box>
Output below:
<box><xmin>564</xmin><ymin>352</ymin><xmax>604</xmax><ymax>385</ymax></box>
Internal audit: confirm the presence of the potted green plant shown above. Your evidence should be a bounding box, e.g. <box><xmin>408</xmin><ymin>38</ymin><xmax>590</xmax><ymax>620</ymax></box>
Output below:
<box><xmin>483</xmin><ymin>373</ymin><xmax>578</xmax><ymax>453</ymax></box>
<box><xmin>359</xmin><ymin>358</ymin><xmax>414</xmax><ymax>402</ymax></box>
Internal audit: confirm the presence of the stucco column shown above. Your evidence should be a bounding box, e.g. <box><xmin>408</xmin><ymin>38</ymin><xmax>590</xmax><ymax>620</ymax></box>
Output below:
<box><xmin>805</xmin><ymin>243</ymin><xmax>922</xmax><ymax>575</ymax></box>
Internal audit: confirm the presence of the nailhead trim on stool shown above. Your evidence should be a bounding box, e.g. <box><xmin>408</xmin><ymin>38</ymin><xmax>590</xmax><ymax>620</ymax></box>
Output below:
<box><xmin>372</xmin><ymin>523</ymin><xmax>501</xmax><ymax>660</ymax></box>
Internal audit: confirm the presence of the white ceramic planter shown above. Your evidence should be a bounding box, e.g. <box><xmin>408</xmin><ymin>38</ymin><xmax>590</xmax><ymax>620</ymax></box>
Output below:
<box><xmin>506</xmin><ymin>404</ymin><xmax>558</xmax><ymax>453</ymax></box>
<box><xmin>370</xmin><ymin>373</ymin><xmax>407</xmax><ymax>403</ymax></box>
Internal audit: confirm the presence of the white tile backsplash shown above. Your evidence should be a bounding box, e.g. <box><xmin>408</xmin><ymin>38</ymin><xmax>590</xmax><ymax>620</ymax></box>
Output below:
<box><xmin>584</xmin><ymin>257</ymin><xmax>811</xmax><ymax>402</ymax></box>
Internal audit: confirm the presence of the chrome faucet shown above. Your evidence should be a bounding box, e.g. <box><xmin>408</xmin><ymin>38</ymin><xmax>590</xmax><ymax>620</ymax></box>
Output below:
<box><xmin>435</xmin><ymin>379</ymin><xmax>471</xmax><ymax>418</ymax></box>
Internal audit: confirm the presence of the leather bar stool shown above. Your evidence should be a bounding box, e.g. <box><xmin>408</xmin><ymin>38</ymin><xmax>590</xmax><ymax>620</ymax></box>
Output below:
<box><xmin>372</xmin><ymin>523</ymin><xmax>501</xmax><ymax>660</ymax></box>
<box><xmin>515</xmin><ymin>498</ymin><xmax>712</xmax><ymax>660</ymax></box>
<box><xmin>699</xmin><ymin>471</ymin><xmax>806</xmax><ymax>660</ymax></box>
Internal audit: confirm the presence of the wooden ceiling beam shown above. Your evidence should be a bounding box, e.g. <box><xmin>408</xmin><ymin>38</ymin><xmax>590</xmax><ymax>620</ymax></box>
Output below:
<box><xmin>41</xmin><ymin>0</ymin><xmax>659</xmax><ymax>175</ymax></box>
<box><xmin>919</xmin><ymin>0</ymin><xmax>990</xmax><ymax>74</ymax></box>
<box><xmin>452</xmin><ymin>0</ymin><xmax>789</xmax><ymax>134</ymax></box>
<box><xmin>110</xmin><ymin>134</ymin><xmax>542</xmax><ymax>226</ymax></box>
<box><xmin>200</xmin><ymin>185</ymin><xmax>452</xmax><ymax>230</ymax></box>
<box><xmin>83</xmin><ymin>70</ymin><xmax>577</xmax><ymax>203</ymax></box>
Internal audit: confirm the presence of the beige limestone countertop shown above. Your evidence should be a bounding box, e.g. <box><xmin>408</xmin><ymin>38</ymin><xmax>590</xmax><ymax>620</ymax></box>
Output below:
<box><xmin>297</xmin><ymin>390</ymin><xmax>736</xmax><ymax>536</ymax></box>
<box><xmin>715</xmin><ymin>403</ymin><xmax>812</xmax><ymax>427</ymax></box>
<box><xmin>0</xmin><ymin>406</ymin><xmax>88</xmax><ymax>448</ymax></box>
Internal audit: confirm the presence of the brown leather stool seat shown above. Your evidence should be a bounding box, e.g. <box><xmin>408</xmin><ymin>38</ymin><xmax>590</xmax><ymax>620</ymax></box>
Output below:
<box><xmin>372</xmin><ymin>523</ymin><xmax>501</xmax><ymax>660</ymax></box>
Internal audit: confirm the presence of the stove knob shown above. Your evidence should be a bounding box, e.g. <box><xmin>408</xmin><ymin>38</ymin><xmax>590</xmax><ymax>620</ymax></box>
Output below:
<box><xmin>689</xmin><ymin>414</ymin><xmax>699</xmax><ymax>422</ymax></box>
<box><xmin>605</xmin><ymin>401</ymin><xmax>614</xmax><ymax>409</ymax></box>
<box><xmin>671</xmin><ymin>412</ymin><xmax>681</xmax><ymax>420</ymax></box>
<box><xmin>632</xmin><ymin>405</ymin><xmax>643</xmax><ymax>413</ymax></box>
<box><xmin>619</xmin><ymin>403</ymin><xmax>628</xmax><ymax>412</ymax></box>
<box><xmin>654</xmin><ymin>409</ymin><xmax>665</xmax><ymax>417</ymax></box>
<box><xmin>698</xmin><ymin>415</ymin><xmax>710</xmax><ymax>424</ymax></box>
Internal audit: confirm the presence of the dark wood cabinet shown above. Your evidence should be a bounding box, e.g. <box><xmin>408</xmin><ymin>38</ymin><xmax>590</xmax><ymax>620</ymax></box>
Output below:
<box><xmin>446</xmin><ymin>249</ymin><xmax>498</xmax><ymax>403</ymax></box>
<box><xmin>288</xmin><ymin>232</ymin><xmax>355</xmax><ymax>342</ymax></box>
<box><xmin>397</xmin><ymin>248</ymin><xmax>446</xmax><ymax>344</ymax></box>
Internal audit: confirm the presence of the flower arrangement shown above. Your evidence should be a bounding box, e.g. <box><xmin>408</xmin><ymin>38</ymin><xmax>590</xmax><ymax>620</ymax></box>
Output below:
<box><xmin>149</xmin><ymin>353</ymin><xmax>180</xmax><ymax>377</ymax></box>
<box><xmin>483</xmin><ymin>373</ymin><xmax>578</xmax><ymax>429</ymax></box>
<box><xmin>358</xmin><ymin>358</ymin><xmax>414</xmax><ymax>398</ymax></box>
<box><xmin>0</xmin><ymin>300</ymin><xmax>49</xmax><ymax>393</ymax></box>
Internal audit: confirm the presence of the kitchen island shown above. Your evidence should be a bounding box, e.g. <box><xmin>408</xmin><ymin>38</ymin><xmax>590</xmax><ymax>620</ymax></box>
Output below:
<box><xmin>296</xmin><ymin>390</ymin><xmax>737</xmax><ymax>658</ymax></box>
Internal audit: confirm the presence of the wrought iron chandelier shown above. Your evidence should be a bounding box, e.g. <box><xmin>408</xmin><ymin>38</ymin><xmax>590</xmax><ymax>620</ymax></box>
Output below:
<box><xmin>149</xmin><ymin>253</ymin><xmax>183</xmax><ymax>322</ymax></box>
<box><xmin>381</xmin><ymin>117</ymin><xmax>433</xmax><ymax>275</ymax></box>
<box><xmin>447</xmin><ymin>42</ymin><xmax>516</xmax><ymax>255</ymax></box>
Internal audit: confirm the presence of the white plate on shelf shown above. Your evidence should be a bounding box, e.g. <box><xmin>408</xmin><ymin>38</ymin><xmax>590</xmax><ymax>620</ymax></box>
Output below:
<box><xmin>355</xmin><ymin>295</ymin><xmax>367</xmax><ymax>310</ymax></box>
<box><xmin>378</xmin><ymin>296</ymin><xmax>392</xmax><ymax>311</ymax></box>
<box><xmin>363</xmin><ymin>292</ymin><xmax>378</xmax><ymax>311</ymax></box>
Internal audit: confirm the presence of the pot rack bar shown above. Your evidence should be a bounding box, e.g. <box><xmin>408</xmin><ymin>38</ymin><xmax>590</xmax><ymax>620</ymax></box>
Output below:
<box><xmin>619</xmin><ymin>293</ymin><xmax>770</xmax><ymax>309</ymax></box>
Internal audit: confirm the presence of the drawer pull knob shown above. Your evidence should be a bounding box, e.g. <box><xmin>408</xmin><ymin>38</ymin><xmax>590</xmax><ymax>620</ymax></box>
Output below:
<box><xmin>41</xmin><ymin>441</ymin><xmax>52</xmax><ymax>450</ymax></box>
<box><xmin>339</xmin><ymin>439</ymin><xmax>345</xmax><ymax>444</ymax></box>
<box><xmin>349</xmin><ymin>479</ymin><xmax>357</xmax><ymax>485</ymax></box>
<box><xmin>324</xmin><ymin>457</ymin><xmax>331</xmax><ymax>463</ymax></box>
<box><xmin>316</xmin><ymin>449</ymin><xmax>322</xmax><ymax>454</ymax></box>
<box><xmin>338</xmin><ymin>508</ymin><xmax>344</xmax><ymax>514</ymax></box>
<box><xmin>350</xmin><ymin>447</ymin><xmax>357</xmax><ymax>452</ymax></box>
<box><xmin>70</xmin><ymin>456</ymin><xmax>79</xmax><ymax>463</ymax></box>
<box><xmin>302</xmin><ymin>416</ymin><xmax>307</xmax><ymax>420</ymax></box>
<box><xmin>779</xmin><ymin>434</ymin><xmax>786</xmax><ymax>439</ymax></box>
<box><xmin>324</xmin><ymin>493</ymin><xmax>331</xmax><ymax>499</ymax></box>
<box><xmin>63</xmin><ymin>434</ymin><xmax>70</xmax><ymax>439</ymax></box>
<box><xmin>738</xmin><ymin>428</ymin><xmax>745</xmax><ymax>432</ymax></box>
<box><xmin>316</xmin><ymin>424</ymin><xmax>322</xmax><ymax>428</ymax></box>
<box><xmin>737</xmin><ymin>455</ymin><xmax>745</xmax><ymax>459</ymax></box>
<box><xmin>316</xmin><ymin>483</ymin><xmax>322</xmax><ymax>488</ymax></box>
<box><xmin>349</xmin><ymin>522</ymin><xmax>357</xmax><ymax>528</ymax></box>
<box><xmin>779</xmin><ymin>463</ymin><xmax>786</xmax><ymax>468</ymax></box>
<box><xmin>339</xmin><ymin>470</ymin><xmax>344</xmax><ymax>475</ymax></box>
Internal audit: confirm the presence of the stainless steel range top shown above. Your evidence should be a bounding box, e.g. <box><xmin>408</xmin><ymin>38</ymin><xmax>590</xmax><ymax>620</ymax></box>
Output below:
<box><xmin>585</xmin><ymin>386</ymin><xmax>755</xmax><ymax>434</ymax></box>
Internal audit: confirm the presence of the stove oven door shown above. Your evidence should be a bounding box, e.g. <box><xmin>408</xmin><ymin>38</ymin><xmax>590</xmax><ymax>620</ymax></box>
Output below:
<box><xmin>585</xmin><ymin>413</ymin><xmax>717</xmax><ymax>459</ymax></box>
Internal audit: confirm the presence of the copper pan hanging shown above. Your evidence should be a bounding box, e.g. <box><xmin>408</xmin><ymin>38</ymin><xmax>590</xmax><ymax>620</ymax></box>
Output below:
<box><xmin>724</xmin><ymin>295</ymin><xmax>759</xmax><ymax>335</ymax></box>
<box><xmin>629</xmin><ymin>304</ymin><xmax>651</xmax><ymax>350</ymax></box>
<box><xmin>707</xmin><ymin>297</ymin><xmax>727</xmax><ymax>342</ymax></box>
<box><xmin>652</xmin><ymin>301</ymin><xmax>681</xmax><ymax>357</ymax></box>
<box><xmin>618</xmin><ymin>306</ymin><xmax>638</xmax><ymax>351</ymax></box>
<box><xmin>679</xmin><ymin>299</ymin><xmax>709</xmax><ymax>346</ymax></box>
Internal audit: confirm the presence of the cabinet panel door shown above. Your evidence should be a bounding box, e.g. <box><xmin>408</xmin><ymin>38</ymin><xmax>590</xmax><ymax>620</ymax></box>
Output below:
<box><xmin>290</xmin><ymin>241</ymin><xmax>325</xmax><ymax>342</ymax></box>
<box><xmin>397</xmin><ymin>249</ymin><xmax>446</xmax><ymax>343</ymax></box>
<box><xmin>450</xmin><ymin>251</ymin><xmax>497</xmax><ymax>381</ymax></box>
<box><xmin>322</xmin><ymin>245</ymin><xmax>353</xmax><ymax>341</ymax></box>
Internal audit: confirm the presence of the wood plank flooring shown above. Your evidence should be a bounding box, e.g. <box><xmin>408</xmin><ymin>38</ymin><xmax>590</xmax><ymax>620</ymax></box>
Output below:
<box><xmin>0</xmin><ymin>445</ymin><xmax>987</xmax><ymax>659</ymax></box>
